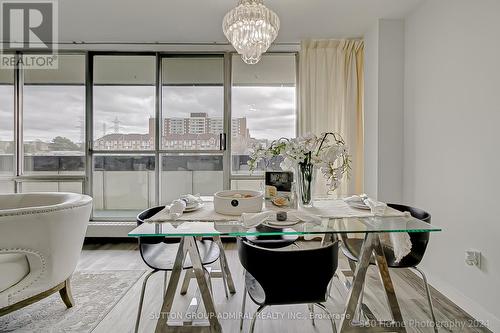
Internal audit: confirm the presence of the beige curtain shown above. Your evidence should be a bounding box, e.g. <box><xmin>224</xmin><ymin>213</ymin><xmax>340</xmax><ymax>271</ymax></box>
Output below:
<box><xmin>299</xmin><ymin>39</ymin><xmax>364</xmax><ymax>196</ymax></box>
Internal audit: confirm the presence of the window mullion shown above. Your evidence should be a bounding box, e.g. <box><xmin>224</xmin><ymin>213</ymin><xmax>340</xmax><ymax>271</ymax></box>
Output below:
<box><xmin>85</xmin><ymin>51</ymin><xmax>94</xmax><ymax>210</ymax></box>
<box><xmin>14</xmin><ymin>52</ymin><xmax>24</xmax><ymax>180</ymax></box>
<box><xmin>155</xmin><ymin>52</ymin><xmax>161</xmax><ymax>205</ymax></box>
<box><xmin>223</xmin><ymin>52</ymin><xmax>232</xmax><ymax>190</ymax></box>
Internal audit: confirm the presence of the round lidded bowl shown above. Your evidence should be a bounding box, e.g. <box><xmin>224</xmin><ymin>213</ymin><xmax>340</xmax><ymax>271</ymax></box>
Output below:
<box><xmin>213</xmin><ymin>190</ymin><xmax>264</xmax><ymax>216</ymax></box>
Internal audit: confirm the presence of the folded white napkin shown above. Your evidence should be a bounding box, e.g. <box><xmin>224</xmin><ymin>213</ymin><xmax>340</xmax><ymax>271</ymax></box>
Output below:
<box><xmin>345</xmin><ymin>194</ymin><xmax>412</xmax><ymax>263</ymax></box>
<box><xmin>240</xmin><ymin>211</ymin><xmax>274</xmax><ymax>227</ymax></box>
<box><xmin>240</xmin><ymin>210</ymin><xmax>322</xmax><ymax>228</ymax></box>
<box><xmin>383</xmin><ymin>230</ymin><xmax>413</xmax><ymax>263</ymax></box>
<box><xmin>145</xmin><ymin>199</ymin><xmax>187</xmax><ymax>223</ymax></box>
<box><xmin>344</xmin><ymin>194</ymin><xmax>387</xmax><ymax>215</ymax></box>
<box><xmin>144</xmin><ymin>193</ymin><xmax>202</xmax><ymax>223</ymax></box>
<box><xmin>180</xmin><ymin>194</ymin><xmax>203</xmax><ymax>207</ymax></box>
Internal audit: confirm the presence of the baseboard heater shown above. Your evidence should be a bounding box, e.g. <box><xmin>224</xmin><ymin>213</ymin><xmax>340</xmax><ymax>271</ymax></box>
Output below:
<box><xmin>86</xmin><ymin>221</ymin><xmax>137</xmax><ymax>238</ymax></box>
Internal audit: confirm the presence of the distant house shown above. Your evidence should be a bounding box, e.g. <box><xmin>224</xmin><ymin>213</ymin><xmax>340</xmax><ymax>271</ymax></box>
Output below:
<box><xmin>94</xmin><ymin>133</ymin><xmax>153</xmax><ymax>150</ymax></box>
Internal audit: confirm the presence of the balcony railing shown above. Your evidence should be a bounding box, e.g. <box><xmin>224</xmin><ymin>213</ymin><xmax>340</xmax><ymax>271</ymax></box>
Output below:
<box><xmin>0</xmin><ymin>154</ymin><xmax>279</xmax><ymax>217</ymax></box>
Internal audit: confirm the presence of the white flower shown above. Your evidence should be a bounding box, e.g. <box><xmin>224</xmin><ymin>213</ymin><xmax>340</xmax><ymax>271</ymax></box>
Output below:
<box><xmin>310</xmin><ymin>154</ymin><xmax>322</xmax><ymax>164</ymax></box>
<box><xmin>334</xmin><ymin>167</ymin><xmax>345</xmax><ymax>181</ymax></box>
<box><xmin>321</xmin><ymin>146</ymin><xmax>340</xmax><ymax>162</ymax></box>
<box><xmin>337</xmin><ymin>145</ymin><xmax>348</xmax><ymax>156</ymax></box>
<box><xmin>253</xmin><ymin>142</ymin><xmax>263</xmax><ymax>151</ymax></box>
<box><xmin>280</xmin><ymin>157</ymin><xmax>295</xmax><ymax>171</ymax></box>
<box><xmin>300</xmin><ymin>133</ymin><xmax>318</xmax><ymax>151</ymax></box>
<box><xmin>327</xmin><ymin>179</ymin><xmax>341</xmax><ymax>191</ymax></box>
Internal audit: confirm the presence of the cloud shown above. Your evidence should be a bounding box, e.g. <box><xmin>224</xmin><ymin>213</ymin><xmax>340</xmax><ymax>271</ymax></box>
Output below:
<box><xmin>233</xmin><ymin>86</ymin><xmax>296</xmax><ymax>140</ymax></box>
<box><xmin>23</xmin><ymin>86</ymin><xmax>85</xmax><ymax>142</ymax></box>
<box><xmin>94</xmin><ymin>85</ymin><xmax>154</xmax><ymax>136</ymax></box>
<box><xmin>162</xmin><ymin>86</ymin><xmax>223</xmax><ymax>119</ymax></box>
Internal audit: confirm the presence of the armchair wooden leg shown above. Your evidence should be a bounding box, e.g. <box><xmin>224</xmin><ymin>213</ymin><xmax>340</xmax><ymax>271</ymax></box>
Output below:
<box><xmin>59</xmin><ymin>278</ymin><xmax>74</xmax><ymax>308</ymax></box>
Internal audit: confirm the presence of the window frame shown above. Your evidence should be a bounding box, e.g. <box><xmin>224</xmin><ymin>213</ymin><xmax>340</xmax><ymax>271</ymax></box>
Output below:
<box><xmin>3</xmin><ymin>50</ymin><xmax>298</xmax><ymax>221</ymax></box>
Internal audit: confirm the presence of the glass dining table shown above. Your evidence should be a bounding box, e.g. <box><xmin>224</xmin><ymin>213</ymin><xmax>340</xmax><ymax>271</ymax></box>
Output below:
<box><xmin>129</xmin><ymin>211</ymin><xmax>441</xmax><ymax>333</ymax></box>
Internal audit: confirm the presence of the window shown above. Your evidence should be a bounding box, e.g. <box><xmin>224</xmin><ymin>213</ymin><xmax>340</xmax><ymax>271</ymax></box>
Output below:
<box><xmin>92</xmin><ymin>55</ymin><xmax>157</xmax><ymax>218</ymax></box>
<box><xmin>23</xmin><ymin>54</ymin><xmax>85</xmax><ymax>175</ymax></box>
<box><xmin>231</xmin><ymin>54</ymin><xmax>297</xmax><ymax>179</ymax></box>
<box><xmin>0</xmin><ymin>55</ymin><xmax>14</xmax><ymax>177</ymax></box>
<box><xmin>161</xmin><ymin>57</ymin><xmax>224</xmax><ymax>150</ymax></box>
<box><xmin>93</xmin><ymin>56</ymin><xmax>155</xmax><ymax>151</ymax></box>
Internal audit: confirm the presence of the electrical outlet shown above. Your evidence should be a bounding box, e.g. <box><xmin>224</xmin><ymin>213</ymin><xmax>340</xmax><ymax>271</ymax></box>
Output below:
<box><xmin>465</xmin><ymin>250</ymin><xmax>481</xmax><ymax>267</ymax></box>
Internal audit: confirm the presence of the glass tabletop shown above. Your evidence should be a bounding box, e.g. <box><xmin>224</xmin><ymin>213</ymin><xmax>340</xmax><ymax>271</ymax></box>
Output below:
<box><xmin>128</xmin><ymin>215</ymin><xmax>441</xmax><ymax>238</ymax></box>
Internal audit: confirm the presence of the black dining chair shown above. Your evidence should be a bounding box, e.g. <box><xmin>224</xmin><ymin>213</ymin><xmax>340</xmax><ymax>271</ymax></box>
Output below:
<box><xmin>134</xmin><ymin>206</ymin><xmax>221</xmax><ymax>333</ymax></box>
<box><xmin>340</xmin><ymin>203</ymin><xmax>437</xmax><ymax>332</ymax></box>
<box><xmin>238</xmin><ymin>237</ymin><xmax>339</xmax><ymax>333</ymax></box>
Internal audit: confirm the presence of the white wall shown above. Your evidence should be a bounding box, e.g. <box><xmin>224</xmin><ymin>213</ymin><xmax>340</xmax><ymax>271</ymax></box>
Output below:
<box><xmin>404</xmin><ymin>0</ymin><xmax>500</xmax><ymax>331</ymax></box>
<box><xmin>364</xmin><ymin>19</ymin><xmax>405</xmax><ymax>203</ymax></box>
<box><xmin>363</xmin><ymin>21</ymin><xmax>379</xmax><ymax>198</ymax></box>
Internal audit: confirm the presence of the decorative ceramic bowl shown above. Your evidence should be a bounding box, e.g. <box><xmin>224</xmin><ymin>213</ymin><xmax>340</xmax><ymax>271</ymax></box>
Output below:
<box><xmin>213</xmin><ymin>190</ymin><xmax>264</xmax><ymax>215</ymax></box>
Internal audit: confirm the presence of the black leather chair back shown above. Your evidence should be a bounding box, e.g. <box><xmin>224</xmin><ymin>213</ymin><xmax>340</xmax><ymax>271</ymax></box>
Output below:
<box><xmin>137</xmin><ymin>206</ymin><xmax>187</xmax><ymax>269</ymax></box>
<box><xmin>237</xmin><ymin>238</ymin><xmax>338</xmax><ymax>305</ymax></box>
<box><xmin>387</xmin><ymin>203</ymin><xmax>431</xmax><ymax>267</ymax></box>
<box><xmin>137</xmin><ymin>206</ymin><xmax>166</xmax><ymax>245</ymax></box>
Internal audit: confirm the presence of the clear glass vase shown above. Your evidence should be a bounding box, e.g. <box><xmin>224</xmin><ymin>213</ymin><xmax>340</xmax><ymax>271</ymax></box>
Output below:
<box><xmin>297</xmin><ymin>161</ymin><xmax>314</xmax><ymax>207</ymax></box>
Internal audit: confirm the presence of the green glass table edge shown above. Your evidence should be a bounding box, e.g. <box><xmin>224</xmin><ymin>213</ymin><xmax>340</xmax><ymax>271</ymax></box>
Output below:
<box><xmin>128</xmin><ymin>227</ymin><xmax>442</xmax><ymax>238</ymax></box>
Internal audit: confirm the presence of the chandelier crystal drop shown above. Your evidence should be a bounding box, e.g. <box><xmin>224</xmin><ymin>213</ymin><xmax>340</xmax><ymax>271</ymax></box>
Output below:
<box><xmin>222</xmin><ymin>0</ymin><xmax>280</xmax><ymax>64</ymax></box>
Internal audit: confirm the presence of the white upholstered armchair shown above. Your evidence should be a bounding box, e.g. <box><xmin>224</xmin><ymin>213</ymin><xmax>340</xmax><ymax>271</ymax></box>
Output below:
<box><xmin>0</xmin><ymin>192</ymin><xmax>92</xmax><ymax>316</ymax></box>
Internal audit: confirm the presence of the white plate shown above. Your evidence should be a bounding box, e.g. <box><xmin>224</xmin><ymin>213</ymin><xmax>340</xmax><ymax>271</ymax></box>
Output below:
<box><xmin>184</xmin><ymin>202</ymin><xmax>204</xmax><ymax>212</ymax></box>
<box><xmin>346</xmin><ymin>201</ymin><xmax>371</xmax><ymax>210</ymax></box>
<box><xmin>265</xmin><ymin>219</ymin><xmax>300</xmax><ymax>227</ymax></box>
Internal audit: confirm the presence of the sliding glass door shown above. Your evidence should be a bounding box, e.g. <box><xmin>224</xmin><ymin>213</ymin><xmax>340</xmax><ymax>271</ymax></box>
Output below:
<box><xmin>90</xmin><ymin>54</ymin><xmax>227</xmax><ymax>219</ymax></box>
<box><xmin>160</xmin><ymin>56</ymin><xmax>225</xmax><ymax>202</ymax></box>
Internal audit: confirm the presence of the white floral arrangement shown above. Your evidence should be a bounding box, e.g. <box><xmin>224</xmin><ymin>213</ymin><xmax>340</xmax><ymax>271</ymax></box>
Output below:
<box><xmin>248</xmin><ymin>132</ymin><xmax>351</xmax><ymax>192</ymax></box>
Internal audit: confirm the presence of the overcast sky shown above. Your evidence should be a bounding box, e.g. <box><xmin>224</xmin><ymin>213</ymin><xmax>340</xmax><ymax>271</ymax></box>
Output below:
<box><xmin>0</xmin><ymin>86</ymin><xmax>13</xmax><ymax>142</ymax></box>
<box><xmin>0</xmin><ymin>85</ymin><xmax>295</xmax><ymax>143</ymax></box>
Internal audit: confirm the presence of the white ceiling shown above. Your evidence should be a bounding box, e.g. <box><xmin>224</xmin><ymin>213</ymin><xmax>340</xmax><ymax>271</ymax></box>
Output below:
<box><xmin>59</xmin><ymin>0</ymin><xmax>424</xmax><ymax>43</ymax></box>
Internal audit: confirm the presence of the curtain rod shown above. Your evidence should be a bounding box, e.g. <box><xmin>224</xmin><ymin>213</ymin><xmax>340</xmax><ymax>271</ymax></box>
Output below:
<box><xmin>1</xmin><ymin>41</ymin><xmax>301</xmax><ymax>46</ymax></box>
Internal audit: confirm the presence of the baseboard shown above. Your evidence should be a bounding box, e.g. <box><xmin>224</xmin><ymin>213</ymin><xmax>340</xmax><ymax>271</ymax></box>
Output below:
<box><xmin>424</xmin><ymin>270</ymin><xmax>499</xmax><ymax>332</ymax></box>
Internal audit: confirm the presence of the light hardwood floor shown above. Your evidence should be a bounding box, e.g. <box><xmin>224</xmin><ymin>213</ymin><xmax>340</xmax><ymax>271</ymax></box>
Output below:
<box><xmin>76</xmin><ymin>241</ymin><xmax>491</xmax><ymax>333</ymax></box>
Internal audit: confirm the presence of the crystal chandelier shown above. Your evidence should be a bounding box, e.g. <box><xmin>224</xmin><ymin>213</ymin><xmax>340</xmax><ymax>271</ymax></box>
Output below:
<box><xmin>222</xmin><ymin>0</ymin><xmax>280</xmax><ymax>64</ymax></box>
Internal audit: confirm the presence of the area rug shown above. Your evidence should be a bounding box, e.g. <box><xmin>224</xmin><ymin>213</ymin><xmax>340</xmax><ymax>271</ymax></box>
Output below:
<box><xmin>0</xmin><ymin>270</ymin><xmax>145</xmax><ymax>332</ymax></box>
